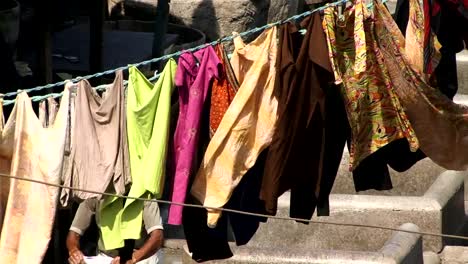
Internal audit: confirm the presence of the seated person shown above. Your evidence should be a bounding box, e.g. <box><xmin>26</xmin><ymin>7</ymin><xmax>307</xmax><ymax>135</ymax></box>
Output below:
<box><xmin>66</xmin><ymin>198</ymin><xmax>164</xmax><ymax>264</ymax></box>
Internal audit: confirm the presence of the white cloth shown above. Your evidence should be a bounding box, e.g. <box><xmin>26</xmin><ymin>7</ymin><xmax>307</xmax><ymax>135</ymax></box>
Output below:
<box><xmin>84</xmin><ymin>251</ymin><xmax>161</xmax><ymax>264</ymax></box>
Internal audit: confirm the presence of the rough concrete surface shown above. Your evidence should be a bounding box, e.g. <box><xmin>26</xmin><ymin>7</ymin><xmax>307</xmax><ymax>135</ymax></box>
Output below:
<box><xmin>440</xmin><ymin>246</ymin><xmax>468</xmax><ymax>263</ymax></box>
<box><xmin>332</xmin><ymin>152</ymin><xmax>446</xmax><ymax>196</ymax></box>
<box><xmin>180</xmin><ymin>223</ymin><xmax>423</xmax><ymax>263</ymax></box>
<box><xmin>424</xmin><ymin>251</ymin><xmax>442</xmax><ymax>264</ymax></box>
<box><xmin>249</xmin><ymin>171</ymin><xmax>465</xmax><ymax>253</ymax></box>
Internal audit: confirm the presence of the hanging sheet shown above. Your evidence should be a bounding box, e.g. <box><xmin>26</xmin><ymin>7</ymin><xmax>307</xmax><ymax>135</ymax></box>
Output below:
<box><xmin>0</xmin><ymin>86</ymin><xmax>72</xmax><ymax>263</ymax></box>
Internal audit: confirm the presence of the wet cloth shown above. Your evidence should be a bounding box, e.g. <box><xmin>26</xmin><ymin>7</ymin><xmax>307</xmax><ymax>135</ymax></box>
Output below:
<box><xmin>61</xmin><ymin>71</ymin><xmax>131</xmax><ymax>206</ymax></box>
<box><xmin>168</xmin><ymin>46</ymin><xmax>220</xmax><ymax>225</ymax></box>
<box><xmin>190</xmin><ymin>27</ymin><xmax>278</xmax><ymax>227</ymax></box>
<box><xmin>0</xmin><ymin>86</ymin><xmax>72</xmax><ymax>263</ymax></box>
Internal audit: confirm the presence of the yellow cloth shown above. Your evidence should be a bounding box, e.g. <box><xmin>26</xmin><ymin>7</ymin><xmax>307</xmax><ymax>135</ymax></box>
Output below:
<box><xmin>190</xmin><ymin>27</ymin><xmax>278</xmax><ymax>227</ymax></box>
<box><xmin>0</xmin><ymin>85</ymin><xmax>72</xmax><ymax>263</ymax></box>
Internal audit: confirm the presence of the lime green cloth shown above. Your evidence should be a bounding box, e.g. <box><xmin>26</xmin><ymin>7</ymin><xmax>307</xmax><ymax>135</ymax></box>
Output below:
<box><xmin>99</xmin><ymin>59</ymin><xmax>177</xmax><ymax>250</ymax></box>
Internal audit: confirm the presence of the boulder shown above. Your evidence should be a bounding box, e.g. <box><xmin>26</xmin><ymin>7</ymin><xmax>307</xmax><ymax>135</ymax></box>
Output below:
<box><xmin>119</xmin><ymin>0</ymin><xmax>301</xmax><ymax>42</ymax></box>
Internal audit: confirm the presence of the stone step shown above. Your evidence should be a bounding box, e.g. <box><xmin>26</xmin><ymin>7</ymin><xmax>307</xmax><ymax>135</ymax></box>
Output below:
<box><xmin>457</xmin><ymin>51</ymin><xmax>468</xmax><ymax>95</ymax></box>
<box><xmin>178</xmin><ymin>223</ymin><xmax>424</xmax><ymax>264</ymax></box>
<box><xmin>164</xmin><ymin>171</ymin><xmax>466</xmax><ymax>255</ymax></box>
<box><xmin>440</xmin><ymin>246</ymin><xmax>468</xmax><ymax>264</ymax></box>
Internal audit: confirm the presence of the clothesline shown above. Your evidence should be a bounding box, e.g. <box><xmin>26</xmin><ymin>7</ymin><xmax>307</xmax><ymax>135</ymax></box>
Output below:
<box><xmin>2</xmin><ymin>73</ymin><xmax>160</xmax><ymax>106</ymax></box>
<box><xmin>0</xmin><ymin>0</ymin><xmax>382</xmax><ymax>103</ymax></box>
<box><xmin>1</xmin><ymin>172</ymin><xmax>467</xmax><ymax>242</ymax></box>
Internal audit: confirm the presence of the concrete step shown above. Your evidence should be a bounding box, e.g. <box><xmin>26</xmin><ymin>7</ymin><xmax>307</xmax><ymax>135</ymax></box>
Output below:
<box><xmin>164</xmin><ymin>171</ymin><xmax>466</xmax><ymax>255</ymax></box>
<box><xmin>456</xmin><ymin>51</ymin><xmax>468</xmax><ymax>95</ymax></box>
<box><xmin>160</xmin><ymin>248</ymin><xmax>184</xmax><ymax>264</ymax></box>
<box><xmin>179</xmin><ymin>223</ymin><xmax>423</xmax><ymax>264</ymax></box>
<box><xmin>440</xmin><ymin>246</ymin><xmax>468</xmax><ymax>264</ymax></box>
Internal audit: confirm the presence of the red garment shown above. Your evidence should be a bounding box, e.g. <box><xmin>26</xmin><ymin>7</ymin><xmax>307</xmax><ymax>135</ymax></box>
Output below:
<box><xmin>209</xmin><ymin>44</ymin><xmax>239</xmax><ymax>137</ymax></box>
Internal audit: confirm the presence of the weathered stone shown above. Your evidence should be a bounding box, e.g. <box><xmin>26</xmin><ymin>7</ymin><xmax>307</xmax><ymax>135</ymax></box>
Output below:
<box><xmin>119</xmin><ymin>0</ymin><xmax>304</xmax><ymax>44</ymax></box>
<box><xmin>170</xmin><ymin>0</ymin><xmax>270</xmax><ymax>41</ymax></box>
<box><xmin>267</xmin><ymin>0</ymin><xmax>301</xmax><ymax>22</ymax></box>
<box><xmin>440</xmin><ymin>246</ymin><xmax>468</xmax><ymax>263</ymax></box>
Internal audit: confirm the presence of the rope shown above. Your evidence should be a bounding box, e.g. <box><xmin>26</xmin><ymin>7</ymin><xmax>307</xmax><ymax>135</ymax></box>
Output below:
<box><xmin>1</xmin><ymin>172</ymin><xmax>467</xmax><ymax>242</ymax></box>
<box><xmin>2</xmin><ymin>0</ymin><xmax>350</xmax><ymax>100</ymax></box>
<box><xmin>2</xmin><ymin>73</ymin><xmax>161</xmax><ymax>106</ymax></box>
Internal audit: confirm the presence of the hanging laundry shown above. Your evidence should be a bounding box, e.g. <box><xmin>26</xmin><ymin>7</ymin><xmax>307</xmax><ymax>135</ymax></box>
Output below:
<box><xmin>167</xmin><ymin>46</ymin><xmax>221</xmax><ymax>225</ymax></box>
<box><xmin>322</xmin><ymin>0</ymin><xmax>420</xmax><ymax>172</ymax></box>
<box><xmin>373</xmin><ymin>0</ymin><xmax>468</xmax><ymax>170</ymax></box>
<box><xmin>190</xmin><ymin>26</ymin><xmax>278</xmax><ymax>227</ymax></box>
<box><xmin>394</xmin><ymin>0</ymin><xmax>468</xmax><ymax>99</ymax></box>
<box><xmin>183</xmin><ymin>150</ymin><xmax>268</xmax><ymax>262</ymax></box>
<box><xmin>260</xmin><ymin>13</ymin><xmax>340</xmax><ymax>220</ymax></box>
<box><xmin>98</xmin><ymin>59</ymin><xmax>177</xmax><ymax>250</ymax></box>
<box><xmin>39</xmin><ymin>97</ymin><xmax>59</xmax><ymax>128</ymax></box>
<box><xmin>209</xmin><ymin>43</ymin><xmax>239</xmax><ymax>137</ymax></box>
<box><xmin>61</xmin><ymin>71</ymin><xmax>130</xmax><ymax>206</ymax></box>
<box><xmin>404</xmin><ymin>0</ymin><xmax>441</xmax><ymax>77</ymax></box>
<box><xmin>0</xmin><ymin>98</ymin><xmax>6</xmax><ymax>236</ymax></box>
<box><xmin>0</xmin><ymin>85</ymin><xmax>72</xmax><ymax>263</ymax></box>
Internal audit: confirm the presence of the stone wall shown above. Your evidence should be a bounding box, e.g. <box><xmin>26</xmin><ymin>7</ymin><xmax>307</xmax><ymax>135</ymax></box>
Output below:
<box><xmin>119</xmin><ymin>0</ymin><xmax>301</xmax><ymax>41</ymax></box>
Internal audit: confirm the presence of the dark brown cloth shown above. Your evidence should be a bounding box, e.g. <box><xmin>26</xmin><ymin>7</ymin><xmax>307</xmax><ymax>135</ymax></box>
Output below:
<box><xmin>260</xmin><ymin>13</ymin><xmax>337</xmax><ymax>220</ymax></box>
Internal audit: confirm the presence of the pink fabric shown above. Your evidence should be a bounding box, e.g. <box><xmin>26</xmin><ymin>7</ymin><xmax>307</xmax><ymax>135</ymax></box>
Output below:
<box><xmin>168</xmin><ymin>46</ymin><xmax>220</xmax><ymax>225</ymax></box>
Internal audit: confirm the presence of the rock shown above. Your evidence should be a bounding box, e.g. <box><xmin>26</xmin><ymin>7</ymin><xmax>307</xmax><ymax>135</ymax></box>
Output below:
<box><xmin>169</xmin><ymin>0</ymin><xmax>269</xmax><ymax>41</ymax></box>
<box><xmin>120</xmin><ymin>0</ymin><xmax>302</xmax><ymax>42</ymax></box>
<box><xmin>268</xmin><ymin>0</ymin><xmax>301</xmax><ymax>22</ymax></box>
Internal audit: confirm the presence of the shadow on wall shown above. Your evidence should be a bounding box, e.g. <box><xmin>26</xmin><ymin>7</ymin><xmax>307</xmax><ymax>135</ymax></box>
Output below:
<box><xmin>190</xmin><ymin>0</ymin><xmax>270</xmax><ymax>43</ymax></box>
<box><xmin>120</xmin><ymin>0</ymin><xmax>271</xmax><ymax>43</ymax></box>
<box><xmin>191</xmin><ymin>0</ymin><xmax>220</xmax><ymax>41</ymax></box>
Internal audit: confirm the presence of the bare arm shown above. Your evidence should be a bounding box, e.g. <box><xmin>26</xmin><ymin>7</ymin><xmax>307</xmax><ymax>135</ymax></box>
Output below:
<box><xmin>66</xmin><ymin>230</ymin><xmax>81</xmax><ymax>253</ymax></box>
<box><xmin>132</xmin><ymin>229</ymin><xmax>164</xmax><ymax>262</ymax></box>
<box><xmin>66</xmin><ymin>231</ymin><xmax>84</xmax><ymax>264</ymax></box>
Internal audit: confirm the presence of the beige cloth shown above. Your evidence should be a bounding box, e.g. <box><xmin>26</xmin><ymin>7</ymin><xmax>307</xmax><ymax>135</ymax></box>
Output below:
<box><xmin>39</xmin><ymin>97</ymin><xmax>59</xmax><ymax>127</ymax></box>
<box><xmin>190</xmin><ymin>27</ymin><xmax>278</xmax><ymax>227</ymax></box>
<box><xmin>0</xmin><ymin>86</ymin><xmax>72</xmax><ymax>263</ymax></box>
<box><xmin>61</xmin><ymin>71</ymin><xmax>131</xmax><ymax>205</ymax></box>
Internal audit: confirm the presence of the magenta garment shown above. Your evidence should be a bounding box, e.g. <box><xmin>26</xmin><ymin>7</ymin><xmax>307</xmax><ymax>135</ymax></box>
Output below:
<box><xmin>168</xmin><ymin>46</ymin><xmax>221</xmax><ymax>225</ymax></box>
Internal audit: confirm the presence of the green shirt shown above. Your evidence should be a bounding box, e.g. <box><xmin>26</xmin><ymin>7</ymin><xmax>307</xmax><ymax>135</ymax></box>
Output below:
<box><xmin>99</xmin><ymin>59</ymin><xmax>177</xmax><ymax>250</ymax></box>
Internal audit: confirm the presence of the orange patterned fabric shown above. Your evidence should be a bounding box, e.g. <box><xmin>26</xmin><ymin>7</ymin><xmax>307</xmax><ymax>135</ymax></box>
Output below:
<box><xmin>322</xmin><ymin>0</ymin><xmax>419</xmax><ymax>171</ymax></box>
<box><xmin>209</xmin><ymin>44</ymin><xmax>239</xmax><ymax>137</ymax></box>
<box><xmin>0</xmin><ymin>85</ymin><xmax>72</xmax><ymax>263</ymax></box>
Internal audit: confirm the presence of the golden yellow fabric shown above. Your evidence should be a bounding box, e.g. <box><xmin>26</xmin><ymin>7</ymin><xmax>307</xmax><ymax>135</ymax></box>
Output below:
<box><xmin>190</xmin><ymin>27</ymin><xmax>278</xmax><ymax>227</ymax></box>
